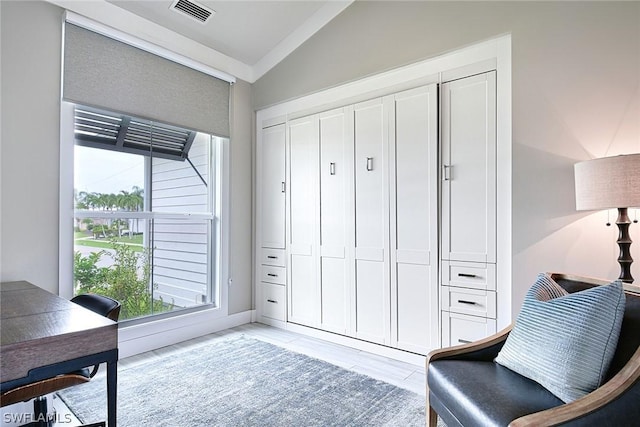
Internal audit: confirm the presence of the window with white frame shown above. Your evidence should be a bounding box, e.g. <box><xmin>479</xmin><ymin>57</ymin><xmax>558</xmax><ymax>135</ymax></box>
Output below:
<box><xmin>60</xmin><ymin>16</ymin><xmax>233</xmax><ymax>323</ymax></box>
<box><xmin>71</xmin><ymin>104</ymin><xmax>223</xmax><ymax>321</ymax></box>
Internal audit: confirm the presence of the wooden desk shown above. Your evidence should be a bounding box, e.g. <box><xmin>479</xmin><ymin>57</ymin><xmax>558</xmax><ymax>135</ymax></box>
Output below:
<box><xmin>1</xmin><ymin>281</ymin><xmax>118</xmax><ymax>426</ymax></box>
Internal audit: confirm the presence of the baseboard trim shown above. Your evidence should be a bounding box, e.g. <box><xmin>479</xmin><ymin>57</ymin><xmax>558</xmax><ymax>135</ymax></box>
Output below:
<box><xmin>259</xmin><ymin>320</ymin><xmax>427</xmax><ymax>367</ymax></box>
<box><xmin>119</xmin><ymin>310</ymin><xmax>252</xmax><ymax>358</ymax></box>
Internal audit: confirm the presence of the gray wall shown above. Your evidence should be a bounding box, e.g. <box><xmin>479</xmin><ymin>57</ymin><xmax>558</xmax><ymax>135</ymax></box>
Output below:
<box><xmin>0</xmin><ymin>1</ymin><xmax>253</xmax><ymax>314</ymax></box>
<box><xmin>229</xmin><ymin>79</ymin><xmax>253</xmax><ymax>314</ymax></box>
<box><xmin>1</xmin><ymin>1</ymin><xmax>63</xmax><ymax>293</ymax></box>
<box><xmin>253</xmin><ymin>1</ymin><xmax>640</xmax><ymax>315</ymax></box>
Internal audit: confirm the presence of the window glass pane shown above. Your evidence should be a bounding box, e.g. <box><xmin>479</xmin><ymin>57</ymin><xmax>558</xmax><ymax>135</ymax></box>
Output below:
<box><xmin>73</xmin><ymin>112</ymin><xmax>218</xmax><ymax>322</ymax></box>
<box><xmin>75</xmin><ymin>146</ymin><xmax>145</xmax><ymax>198</ymax></box>
<box><xmin>151</xmin><ymin>218</ymin><xmax>212</xmax><ymax>308</ymax></box>
<box><xmin>151</xmin><ymin>133</ymin><xmax>211</xmax><ymax>213</ymax></box>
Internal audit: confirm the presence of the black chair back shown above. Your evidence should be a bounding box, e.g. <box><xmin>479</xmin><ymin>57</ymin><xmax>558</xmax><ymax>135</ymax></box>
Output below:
<box><xmin>71</xmin><ymin>294</ymin><xmax>121</xmax><ymax>322</ymax></box>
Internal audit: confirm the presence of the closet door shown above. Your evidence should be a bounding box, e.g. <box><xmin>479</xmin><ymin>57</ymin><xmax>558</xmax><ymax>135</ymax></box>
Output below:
<box><xmin>260</xmin><ymin>124</ymin><xmax>286</xmax><ymax>249</ymax></box>
<box><xmin>441</xmin><ymin>72</ymin><xmax>497</xmax><ymax>263</ymax></box>
<box><xmin>319</xmin><ymin>107</ymin><xmax>354</xmax><ymax>334</ymax></box>
<box><xmin>352</xmin><ymin>98</ymin><xmax>390</xmax><ymax>344</ymax></box>
<box><xmin>287</xmin><ymin>115</ymin><xmax>319</xmax><ymax>327</ymax></box>
<box><xmin>389</xmin><ymin>85</ymin><xmax>439</xmax><ymax>354</ymax></box>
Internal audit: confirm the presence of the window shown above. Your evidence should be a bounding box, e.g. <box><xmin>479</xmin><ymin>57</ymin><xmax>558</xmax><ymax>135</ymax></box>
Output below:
<box><xmin>71</xmin><ymin>104</ymin><xmax>223</xmax><ymax>321</ymax></box>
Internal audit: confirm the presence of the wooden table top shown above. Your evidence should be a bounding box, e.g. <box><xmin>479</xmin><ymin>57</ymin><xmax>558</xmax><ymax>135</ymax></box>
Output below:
<box><xmin>1</xmin><ymin>281</ymin><xmax>118</xmax><ymax>383</ymax></box>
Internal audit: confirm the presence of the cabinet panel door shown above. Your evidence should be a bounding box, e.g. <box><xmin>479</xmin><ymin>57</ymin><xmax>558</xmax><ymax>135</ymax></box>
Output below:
<box><xmin>353</xmin><ymin>98</ymin><xmax>390</xmax><ymax>344</ymax></box>
<box><xmin>261</xmin><ymin>124</ymin><xmax>286</xmax><ymax>248</ymax></box>
<box><xmin>355</xmin><ymin>260</ymin><xmax>386</xmax><ymax>342</ymax></box>
<box><xmin>320</xmin><ymin>257</ymin><xmax>348</xmax><ymax>333</ymax></box>
<box><xmin>319</xmin><ymin>108</ymin><xmax>353</xmax><ymax>334</ymax></box>
<box><xmin>442</xmin><ymin>71</ymin><xmax>497</xmax><ymax>263</ymax></box>
<box><xmin>287</xmin><ymin>116</ymin><xmax>319</xmax><ymax>327</ymax></box>
<box><xmin>389</xmin><ymin>85</ymin><xmax>439</xmax><ymax>354</ymax></box>
<box><xmin>396</xmin><ymin>263</ymin><xmax>432</xmax><ymax>352</ymax></box>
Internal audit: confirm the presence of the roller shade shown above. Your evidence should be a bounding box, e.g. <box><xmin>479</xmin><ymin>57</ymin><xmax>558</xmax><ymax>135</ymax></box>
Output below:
<box><xmin>63</xmin><ymin>23</ymin><xmax>230</xmax><ymax>138</ymax></box>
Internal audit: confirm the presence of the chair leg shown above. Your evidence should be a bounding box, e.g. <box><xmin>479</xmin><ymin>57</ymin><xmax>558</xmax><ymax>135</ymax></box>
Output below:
<box><xmin>33</xmin><ymin>396</ymin><xmax>52</xmax><ymax>427</ymax></box>
<box><xmin>427</xmin><ymin>404</ymin><xmax>439</xmax><ymax>427</ymax></box>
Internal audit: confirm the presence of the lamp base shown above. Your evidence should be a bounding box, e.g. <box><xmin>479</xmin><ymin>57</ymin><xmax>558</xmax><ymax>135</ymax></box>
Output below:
<box><xmin>616</xmin><ymin>207</ymin><xmax>634</xmax><ymax>284</ymax></box>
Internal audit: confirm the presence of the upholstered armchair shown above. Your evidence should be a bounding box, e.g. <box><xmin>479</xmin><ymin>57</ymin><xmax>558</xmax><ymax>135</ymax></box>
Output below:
<box><xmin>426</xmin><ymin>273</ymin><xmax>640</xmax><ymax>427</ymax></box>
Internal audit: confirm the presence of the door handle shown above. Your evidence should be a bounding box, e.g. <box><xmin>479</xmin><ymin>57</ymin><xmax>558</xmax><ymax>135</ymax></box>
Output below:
<box><xmin>442</xmin><ymin>164</ymin><xmax>451</xmax><ymax>181</ymax></box>
<box><xmin>366</xmin><ymin>157</ymin><xmax>373</xmax><ymax>171</ymax></box>
<box><xmin>330</xmin><ymin>162</ymin><xmax>336</xmax><ymax>175</ymax></box>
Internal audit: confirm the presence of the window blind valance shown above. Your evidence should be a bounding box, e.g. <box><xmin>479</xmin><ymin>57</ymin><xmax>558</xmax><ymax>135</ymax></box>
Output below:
<box><xmin>63</xmin><ymin>23</ymin><xmax>230</xmax><ymax>138</ymax></box>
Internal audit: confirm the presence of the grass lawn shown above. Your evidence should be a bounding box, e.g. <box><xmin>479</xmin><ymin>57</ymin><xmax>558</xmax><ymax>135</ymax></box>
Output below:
<box><xmin>75</xmin><ymin>233</ymin><xmax>144</xmax><ymax>252</ymax></box>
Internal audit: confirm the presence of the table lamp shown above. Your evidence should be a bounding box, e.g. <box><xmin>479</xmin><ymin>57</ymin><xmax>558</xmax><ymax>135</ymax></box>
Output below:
<box><xmin>574</xmin><ymin>153</ymin><xmax>640</xmax><ymax>283</ymax></box>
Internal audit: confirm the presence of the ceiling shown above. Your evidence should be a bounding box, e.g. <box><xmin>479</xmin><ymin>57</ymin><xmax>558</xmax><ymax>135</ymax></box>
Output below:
<box><xmin>105</xmin><ymin>0</ymin><xmax>350</xmax><ymax>71</ymax></box>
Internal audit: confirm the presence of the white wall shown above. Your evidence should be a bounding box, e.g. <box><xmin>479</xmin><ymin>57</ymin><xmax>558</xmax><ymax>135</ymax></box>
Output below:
<box><xmin>0</xmin><ymin>1</ymin><xmax>254</xmax><ymax>314</ymax></box>
<box><xmin>253</xmin><ymin>1</ymin><xmax>640</xmax><ymax>316</ymax></box>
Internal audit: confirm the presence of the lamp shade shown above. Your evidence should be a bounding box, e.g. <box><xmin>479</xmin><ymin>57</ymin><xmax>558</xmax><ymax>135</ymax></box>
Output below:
<box><xmin>574</xmin><ymin>153</ymin><xmax>640</xmax><ymax>211</ymax></box>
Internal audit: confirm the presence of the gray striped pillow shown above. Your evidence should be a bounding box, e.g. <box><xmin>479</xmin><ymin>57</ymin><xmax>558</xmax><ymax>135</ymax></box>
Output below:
<box><xmin>495</xmin><ymin>273</ymin><xmax>625</xmax><ymax>402</ymax></box>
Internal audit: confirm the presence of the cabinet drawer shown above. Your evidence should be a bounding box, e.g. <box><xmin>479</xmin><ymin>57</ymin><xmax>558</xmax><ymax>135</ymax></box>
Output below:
<box><xmin>441</xmin><ymin>286</ymin><xmax>496</xmax><ymax>318</ymax></box>
<box><xmin>261</xmin><ymin>265</ymin><xmax>286</xmax><ymax>285</ymax></box>
<box><xmin>261</xmin><ymin>283</ymin><xmax>286</xmax><ymax>321</ymax></box>
<box><xmin>442</xmin><ymin>261</ymin><xmax>496</xmax><ymax>290</ymax></box>
<box><xmin>441</xmin><ymin>311</ymin><xmax>497</xmax><ymax>347</ymax></box>
<box><xmin>261</xmin><ymin>248</ymin><xmax>285</xmax><ymax>267</ymax></box>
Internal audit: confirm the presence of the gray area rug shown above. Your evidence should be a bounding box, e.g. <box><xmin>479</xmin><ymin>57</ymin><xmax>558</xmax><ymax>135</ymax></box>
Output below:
<box><xmin>58</xmin><ymin>336</ymin><xmax>426</xmax><ymax>426</ymax></box>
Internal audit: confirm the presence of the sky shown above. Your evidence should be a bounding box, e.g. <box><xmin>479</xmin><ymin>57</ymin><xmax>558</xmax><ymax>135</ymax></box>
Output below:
<box><xmin>75</xmin><ymin>145</ymin><xmax>144</xmax><ymax>195</ymax></box>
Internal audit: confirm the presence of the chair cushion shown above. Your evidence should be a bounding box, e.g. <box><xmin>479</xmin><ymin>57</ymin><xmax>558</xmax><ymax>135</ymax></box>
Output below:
<box><xmin>495</xmin><ymin>273</ymin><xmax>625</xmax><ymax>402</ymax></box>
<box><xmin>428</xmin><ymin>360</ymin><xmax>564</xmax><ymax>427</ymax></box>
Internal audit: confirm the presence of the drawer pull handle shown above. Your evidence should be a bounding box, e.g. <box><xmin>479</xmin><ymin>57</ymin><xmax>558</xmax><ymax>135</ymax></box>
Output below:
<box><xmin>267</xmin><ymin>299</ymin><xmax>278</xmax><ymax>304</ymax></box>
<box><xmin>267</xmin><ymin>273</ymin><xmax>278</xmax><ymax>277</ymax></box>
<box><xmin>458</xmin><ymin>300</ymin><xmax>477</xmax><ymax>305</ymax></box>
<box><xmin>458</xmin><ymin>339</ymin><xmax>472</xmax><ymax>344</ymax></box>
<box><xmin>458</xmin><ymin>273</ymin><xmax>477</xmax><ymax>278</ymax></box>
<box><xmin>267</xmin><ymin>256</ymin><xmax>278</xmax><ymax>259</ymax></box>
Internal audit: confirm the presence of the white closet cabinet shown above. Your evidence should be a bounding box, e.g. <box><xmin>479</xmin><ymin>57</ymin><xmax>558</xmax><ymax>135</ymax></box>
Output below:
<box><xmin>283</xmin><ymin>86</ymin><xmax>439</xmax><ymax>353</ymax></box>
<box><xmin>258</xmin><ymin>123</ymin><xmax>286</xmax><ymax>322</ymax></box>
<box><xmin>441</xmin><ymin>71</ymin><xmax>498</xmax><ymax>344</ymax></box>
<box><xmin>319</xmin><ymin>108</ymin><xmax>353</xmax><ymax>334</ymax></box>
<box><xmin>286</xmin><ymin>116</ymin><xmax>319</xmax><ymax>327</ymax></box>
<box><xmin>389</xmin><ymin>86</ymin><xmax>439</xmax><ymax>354</ymax></box>
<box><xmin>352</xmin><ymin>98</ymin><xmax>391</xmax><ymax>345</ymax></box>
<box><xmin>260</xmin><ymin>124</ymin><xmax>286</xmax><ymax>249</ymax></box>
<box><xmin>441</xmin><ymin>72</ymin><xmax>496</xmax><ymax>264</ymax></box>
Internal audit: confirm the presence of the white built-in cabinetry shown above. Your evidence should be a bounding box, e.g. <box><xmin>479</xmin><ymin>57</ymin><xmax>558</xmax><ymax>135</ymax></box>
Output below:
<box><xmin>257</xmin><ymin>123</ymin><xmax>287</xmax><ymax>323</ymax></box>
<box><xmin>440</xmin><ymin>71</ymin><xmax>498</xmax><ymax>346</ymax></box>
<box><xmin>256</xmin><ymin>70</ymin><xmax>499</xmax><ymax>356</ymax></box>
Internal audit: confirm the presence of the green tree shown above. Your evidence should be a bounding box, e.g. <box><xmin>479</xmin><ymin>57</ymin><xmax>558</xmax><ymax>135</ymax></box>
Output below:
<box><xmin>73</xmin><ymin>242</ymin><xmax>171</xmax><ymax>320</ymax></box>
<box><xmin>74</xmin><ymin>251</ymin><xmax>108</xmax><ymax>294</ymax></box>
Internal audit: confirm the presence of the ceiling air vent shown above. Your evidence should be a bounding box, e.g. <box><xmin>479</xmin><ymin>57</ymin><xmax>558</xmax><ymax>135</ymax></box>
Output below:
<box><xmin>170</xmin><ymin>0</ymin><xmax>215</xmax><ymax>24</ymax></box>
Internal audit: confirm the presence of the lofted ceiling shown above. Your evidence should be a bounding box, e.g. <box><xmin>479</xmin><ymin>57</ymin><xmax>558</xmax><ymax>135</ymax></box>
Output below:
<box><xmin>102</xmin><ymin>0</ymin><xmax>351</xmax><ymax>79</ymax></box>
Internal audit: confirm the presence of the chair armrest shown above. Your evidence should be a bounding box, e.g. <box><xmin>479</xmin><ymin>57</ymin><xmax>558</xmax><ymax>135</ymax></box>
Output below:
<box><xmin>425</xmin><ymin>326</ymin><xmax>513</xmax><ymax>427</ymax></box>
<box><xmin>427</xmin><ymin>325</ymin><xmax>513</xmax><ymax>365</ymax></box>
<box><xmin>509</xmin><ymin>345</ymin><xmax>640</xmax><ymax>427</ymax></box>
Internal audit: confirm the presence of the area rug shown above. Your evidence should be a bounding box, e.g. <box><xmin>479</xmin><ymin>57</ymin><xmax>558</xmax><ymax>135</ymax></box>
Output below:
<box><xmin>58</xmin><ymin>336</ymin><xmax>426</xmax><ymax>426</ymax></box>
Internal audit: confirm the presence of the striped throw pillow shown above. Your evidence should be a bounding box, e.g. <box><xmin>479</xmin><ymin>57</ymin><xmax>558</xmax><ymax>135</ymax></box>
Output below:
<box><xmin>495</xmin><ymin>273</ymin><xmax>625</xmax><ymax>402</ymax></box>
